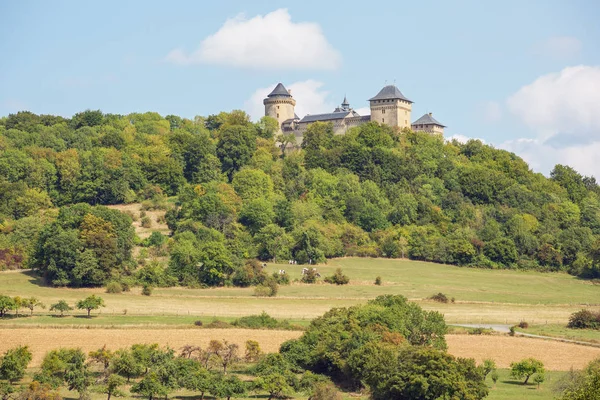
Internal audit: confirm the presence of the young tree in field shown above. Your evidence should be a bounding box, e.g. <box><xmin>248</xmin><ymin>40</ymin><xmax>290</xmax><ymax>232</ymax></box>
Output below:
<box><xmin>76</xmin><ymin>295</ymin><xmax>105</xmax><ymax>317</ymax></box>
<box><xmin>50</xmin><ymin>300</ymin><xmax>73</xmax><ymax>316</ymax></box>
<box><xmin>88</xmin><ymin>345</ymin><xmax>113</xmax><ymax>374</ymax></box>
<box><xmin>0</xmin><ymin>296</ymin><xmax>15</xmax><ymax>318</ymax></box>
<box><xmin>510</xmin><ymin>358</ymin><xmax>545</xmax><ymax>385</ymax></box>
<box><xmin>181</xmin><ymin>367</ymin><xmax>213</xmax><ymax>400</ymax></box>
<box><xmin>211</xmin><ymin>373</ymin><xmax>246</xmax><ymax>400</ymax></box>
<box><xmin>130</xmin><ymin>371</ymin><xmax>168</xmax><ymax>400</ymax></box>
<box><xmin>245</xmin><ymin>340</ymin><xmax>261</xmax><ymax>362</ymax></box>
<box><xmin>0</xmin><ymin>345</ymin><xmax>32</xmax><ymax>383</ymax></box>
<box><xmin>111</xmin><ymin>350</ymin><xmax>144</xmax><ymax>382</ymax></box>
<box><xmin>480</xmin><ymin>359</ymin><xmax>497</xmax><ymax>379</ymax></box>
<box><xmin>22</xmin><ymin>297</ymin><xmax>45</xmax><ymax>316</ymax></box>
<box><xmin>97</xmin><ymin>374</ymin><xmax>125</xmax><ymax>400</ymax></box>
<box><xmin>534</xmin><ymin>373</ymin><xmax>545</xmax><ymax>389</ymax></box>
<box><xmin>12</xmin><ymin>297</ymin><xmax>22</xmax><ymax>317</ymax></box>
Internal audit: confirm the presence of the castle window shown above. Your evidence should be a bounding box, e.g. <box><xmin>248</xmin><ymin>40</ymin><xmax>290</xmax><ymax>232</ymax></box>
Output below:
<box><xmin>382</xmin><ymin>109</ymin><xmax>385</xmax><ymax>114</ymax></box>
<box><xmin>277</xmin><ymin>113</ymin><xmax>279</xmax><ymax>118</ymax></box>
<box><xmin>277</xmin><ymin>106</ymin><xmax>279</xmax><ymax>109</ymax></box>
<box><xmin>382</xmin><ymin>118</ymin><xmax>385</xmax><ymax>123</ymax></box>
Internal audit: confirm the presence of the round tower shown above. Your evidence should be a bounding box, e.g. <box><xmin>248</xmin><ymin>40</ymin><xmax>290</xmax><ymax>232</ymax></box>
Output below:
<box><xmin>264</xmin><ymin>83</ymin><xmax>296</xmax><ymax>132</ymax></box>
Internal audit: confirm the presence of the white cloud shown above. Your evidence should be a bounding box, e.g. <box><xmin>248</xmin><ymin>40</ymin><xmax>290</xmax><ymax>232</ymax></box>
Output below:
<box><xmin>165</xmin><ymin>9</ymin><xmax>341</xmax><ymax>70</ymax></box>
<box><xmin>504</xmin><ymin>65</ymin><xmax>600</xmax><ymax>178</ymax></box>
<box><xmin>244</xmin><ymin>80</ymin><xmax>334</xmax><ymax>121</ymax></box>
<box><xmin>508</xmin><ymin>65</ymin><xmax>600</xmax><ymax>140</ymax></box>
<box><xmin>535</xmin><ymin>36</ymin><xmax>582</xmax><ymax>60</ymax></box>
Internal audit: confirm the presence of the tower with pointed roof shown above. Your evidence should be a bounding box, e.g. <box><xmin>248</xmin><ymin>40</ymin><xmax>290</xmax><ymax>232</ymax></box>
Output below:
<box><xmin>368</xmin><ymin>85</ymin><xmax>413</xmax><ymax>129</ymax></box>
<box><xmin>263</xmin><ymin>83</ymin><xmax>297</xmax><ymax>134</ymax></box>
<box><xmin>411</xmin><ymin>112</ymin><xmax>445</xmax><ymax>135</ymax></box>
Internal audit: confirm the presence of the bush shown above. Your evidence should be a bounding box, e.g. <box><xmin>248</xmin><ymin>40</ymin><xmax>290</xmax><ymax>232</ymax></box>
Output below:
<box><xmin>272</xmin><ymin>271</ymin><xmax>290</xmax><ymax>285</ymax></box>
<box><xmin>139</xmin><ymin>210</ymin><xmax>146</xmax><ymax>218</ymax></box>
<box><xmin>301</xmin><ymin>269</ymin><xmax>319</xmax><ymax>284</ymax></box>
<box><xmin>509</xmin><ymin>325</ymin><xmax>516</xmax><ymax>336</ymax></box>
<box><xmin>232</xmin><ymin>312</ymin><xmax>280</xmax><ymax>329</ymax></box>
<box><xmin>194</xmin><ymin>320</ymin><xmax>203</xmax><ymax>327</ymax></box>
<box><xmin>308</xmin><ymin>382</ymin><xmax>342</xmax><ymax>400</ymax></box>
<box><xmin>323</xmin><ymin>268</ymin><xmax>350</xmax><ymax>285</ymax></box>
<box><xmin>567</xmin><ymin>309</ymin><xmax>600</xmax><ymax>329</ymax></box>
<box><xmin>141</xmin><ymin>285</ymin><xmax>153</xmax><ymax>296</ymax></box>
<box><xmin>140</xmin><ymin>216</ymin><xmax>152</xmax><ymax>228</ymax></box>
<box><xmin>105</xmin><ymin>282</ymin><xmax>123</xmax><ymax>294</ymax></box>
<box><xmin>205</xmin><ymin>319</ymin><xmax>232</xmax><ymax>329</ymax></box>
<box><xmin>253</xmin><ymin>285</ymin><xmax>272</xmax><ymax>297</ymax></box>
<box><xmin>468</xmin><ymin>327</ymin><xmax>493</xmax><ymax>335</ymax></box>
<box><xmin>375</xmin><ymin>276</ymin><xmax>382</xmax><ymax>285</ymax></box>
<box><xmin>429</xmin><ymin>292</ymin><xmax>449</xmax><ymax>303</ymax></box>
<box><xmin>518</xmin><ymin>321</ymin><xmax>529</xmax><ymax>329</ymax></box>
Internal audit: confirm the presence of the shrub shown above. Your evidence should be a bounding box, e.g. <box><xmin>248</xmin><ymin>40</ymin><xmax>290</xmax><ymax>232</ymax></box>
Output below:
<box><xmin>205</xmin><ymin>319</ymin><xmax>232</xmax><ymax>329</ymax></box>
<box><xmin>567</xmin><ymin>309</ymin><xmax>600</xmax><ymax>329</ymax></box>
<box><xmin>272</xmin><ymin>271</ymin><xmax>290</xmax><ymax>285</ymax></box>
<box><xmin>156</xmin><ymin>215</ymin><xmax>167</xmax><ymax>224</ymax></box>
<box><xmin>374</xmin><ymin>276</ymin><xmax>382</xmax><ymax>285</ymax></box>
<box><xmin>141</xmin><ymin>285</ymin><xmax>153</xmax><ymax>296</ymax></box>
<box><xmin>491</xmin><ymin>371</ymin><xmax>499</xmax><ymax>385</ymax></box>
<box><xmin>139</xmin><ymin>210</ymin><xmax>146</xmax><ymax>218</ymax></box>
<box><xmin>468</xmin><ymin>327</ymin><xmax>493</xmax><ymax>335</ymax></box>
<box><xmin>518</xmin><ymin>321</ymin><xmax>529</xmax><ymax>329</ymax></box>
<box><xmin>301</xmin><ymin>269</ymin><xmax>319</xmax><ymax>284</ymax></box>
<box><xmin>194</xmin><ymin>320</ymin><xmax>203</xmax><ymax>327</ymax></box>
<box><xmin>308</xmin><ymin>382</ymin><xmax>342</xmax><ymax>400</ymax></box>
<box><xmin>429</xmin><ymin>292</ymin><xmax>449</xmax><ymax>303</ymax></box>
<box><xmin>105</xmin><ymin>282</ymin><xmax>123</xmax><ymax>294</ymax></box>
<box><xmin>323</xmin><ymin>268</ymin><xmax>350</xmax><ymax>285</ymax></box>
<box><xmin>509</xmin><ymin>326</ymin><xmax>516</xmax><ymax>336</ymax></box>
<box><xmin>140</xmin><ymin>216</ymin><xmax>152</xmax><ymax>228</ymax></box>
<box><xmin>253</xmin><ymin>285</ymin><xmax>272</xmax><ymax>297</ymax></box>
<box><xmin>233</xmin><ymin>312</ymin><xmax>279</xmax><ymax>329</ymax></box>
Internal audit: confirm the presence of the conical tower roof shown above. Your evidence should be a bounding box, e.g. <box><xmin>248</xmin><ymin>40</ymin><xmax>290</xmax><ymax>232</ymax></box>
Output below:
<box><xmin>412</xmin><ymin>113</ymin><xmax>445</xmax><ymax>127</ymax></box>
<box><xmin>267</xmin><ymin>83</ymin><xmax>292</xmax><ymax>97</ymax></box>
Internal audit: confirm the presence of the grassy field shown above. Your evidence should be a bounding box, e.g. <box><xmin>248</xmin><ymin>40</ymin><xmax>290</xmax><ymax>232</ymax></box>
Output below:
<box><xmin>516</xmin><ymin>324</ymin><xmax>600</xmax><ymax>344</ymax></box>
<box><xmin>1</xmin><ymin>257</ymin><xmax>598</xmax><ymax>325</ymax></box>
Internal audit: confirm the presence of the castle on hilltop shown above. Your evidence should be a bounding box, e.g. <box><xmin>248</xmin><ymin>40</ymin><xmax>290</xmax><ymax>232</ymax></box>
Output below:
<box><xmin>264</xmin><ymin>83</ymin><xmax>445</xmax><ymax>142</ymax></box>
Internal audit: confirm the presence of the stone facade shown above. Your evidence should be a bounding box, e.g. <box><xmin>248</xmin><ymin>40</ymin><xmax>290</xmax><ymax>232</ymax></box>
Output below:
<box><xmin>264</xmin><ymin>83</ymin><xmax>444</xmax><ymax>141</ymax></box>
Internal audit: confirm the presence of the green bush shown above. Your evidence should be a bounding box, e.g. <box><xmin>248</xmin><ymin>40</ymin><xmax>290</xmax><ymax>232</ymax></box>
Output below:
<box><xmin>141</xmin><ymin>285</ymin><xmax>153</xmax><ymax>296</ymax></box>
<box><xmin>323</xmin><ymin>268</ymin><xmax>350</xmax><ymax>285</ymax></box>
<box><xmin>567</xmin><ymin>309</ymin><xmax>600</xmax><ymax>329</ymax></box>
<box><xmin>301</xmin><ymin>269</ymin><xmax>319</xmax><ymax>284</ymax></box>
<box><xmin>232</xmin><ymin>312</ymin><xmax>280</xmax><ymax>329</ymax></box>
<box><xmin>105</xmin><ymin>282</ymin><xmax>123</xmax><ymax>294</ymax></box>
<box><xmin>429</xmin><ymin>292</ymin><xmax>449</xmax><ymax>303</ymax></box>
<box><xmin>375</xmin><ymin>276</ymin><xmax>382</xmax><ymax>285</ymax></box>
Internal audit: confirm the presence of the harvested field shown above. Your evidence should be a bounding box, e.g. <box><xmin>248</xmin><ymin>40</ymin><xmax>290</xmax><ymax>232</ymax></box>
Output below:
<box><xmin>3</xmin><ymin>328</ymin><xmax>600</xmax><ymax>371</ymax></box>
<box><xmin>1</xmin><ymin>328</ymin><xmax>302</xmax><ymax>367</ymax></box>
<box><xmin>446</xmin><ymin>334</ymin><xmax>600</xmax><ymax>370</ymax></box>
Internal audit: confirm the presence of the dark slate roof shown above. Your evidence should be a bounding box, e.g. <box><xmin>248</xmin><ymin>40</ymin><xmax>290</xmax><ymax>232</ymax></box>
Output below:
<box><xmin>267</xmin><ymin>83</ymin><xmax>291</xmax><ymax>97</ymax></box>
<box><xmin>299</xmin><ymin>111</ymin><xmax>351</xmax><ymax>123</ymax></box>
<box><xmin>412</xmin><ymin>113</ymin><xmax>445</xmax><ymax>127</ymax></box>
<box><xmin>369</xmin><ymin>85</ymin><xmax>412</xmax><ymax>103</ymax></box>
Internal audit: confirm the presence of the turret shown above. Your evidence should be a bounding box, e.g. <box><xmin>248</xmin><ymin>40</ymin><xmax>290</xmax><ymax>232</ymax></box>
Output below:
<box><xmin>264</xmin><ymin>83</ymin><xmax>296</xmax><ymax>133</ymax></box>
<box><xmin>369</xmin><ymin>84</ymin><xmax>413</xmax><ymax>129</ymax></box>
<box><xmin>411</xmin><ymin>112</ymin><xmax>445</xmax><ymax>135</ymax></box>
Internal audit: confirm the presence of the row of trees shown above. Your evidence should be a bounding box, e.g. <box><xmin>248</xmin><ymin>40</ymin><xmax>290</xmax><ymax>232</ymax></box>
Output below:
<box><xmin>0</xmin><ymin>295</ymin><xmax>105</xmax><ymax>318</ymax></box>
<box><xmin>3</xmin><ymin>109</ymin><xmax>600</xmax><ymax>284</ymax></box>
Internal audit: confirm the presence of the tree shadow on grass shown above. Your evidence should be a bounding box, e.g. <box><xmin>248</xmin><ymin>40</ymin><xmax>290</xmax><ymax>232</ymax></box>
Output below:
<box><xmin>23</xmin><ymin>269</ymin><xmax>51</xmax><ymax>287</ymax></box>
<box><xmin>501</xmin><ymin>380</ymin><xmax>538</xmax><ymax>389</ymax></box>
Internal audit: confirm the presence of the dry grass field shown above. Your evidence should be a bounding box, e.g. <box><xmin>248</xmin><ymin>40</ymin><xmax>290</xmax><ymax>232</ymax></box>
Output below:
<box><xmin>2</xmin><ymin>328</ymin><xmax>599</xmax><ymax>371</ymax></box>
<box><xmin>106</xmin><ymin>203</ymin><xmax>169</xmax><ymax>240</ymax></box>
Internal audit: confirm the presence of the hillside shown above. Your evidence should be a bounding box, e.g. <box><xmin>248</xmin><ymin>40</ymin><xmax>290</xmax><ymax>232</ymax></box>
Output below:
<box><xmin>1</xmin><ymin>110</ymin><xmax>600</xmax><ymax>289</ymax></box>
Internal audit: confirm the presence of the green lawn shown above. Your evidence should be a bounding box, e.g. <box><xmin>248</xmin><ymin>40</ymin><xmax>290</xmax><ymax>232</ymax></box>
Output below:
<box><xmin>1</xmin><ymin>257</ymin><xmax>597</xmax><ymax>326</ymax></box>
<box><xmin>516</xmin><ymin>324</ymin><xmax>600</xmax><ymax>344</ymax></box>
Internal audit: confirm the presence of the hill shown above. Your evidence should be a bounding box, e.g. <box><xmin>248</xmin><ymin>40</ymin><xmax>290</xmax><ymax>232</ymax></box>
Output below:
<box><xmin>1</xmin><ymin>110</ymin><xmax>600</xmax><ymax>289</ymax></box>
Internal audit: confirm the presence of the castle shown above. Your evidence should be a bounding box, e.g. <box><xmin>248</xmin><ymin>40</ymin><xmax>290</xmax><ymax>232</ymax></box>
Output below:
<box><xmin>264</xmin><ymin>83</ymin><xmax>445</xmax><ymax>142</ymax></box>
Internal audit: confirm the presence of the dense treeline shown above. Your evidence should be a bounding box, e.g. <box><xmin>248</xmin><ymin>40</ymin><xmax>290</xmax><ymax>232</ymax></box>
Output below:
<box><xmin>2</xmin><ymin>109</ymin><xmax>600</xmax><ymax>287</ymax></box>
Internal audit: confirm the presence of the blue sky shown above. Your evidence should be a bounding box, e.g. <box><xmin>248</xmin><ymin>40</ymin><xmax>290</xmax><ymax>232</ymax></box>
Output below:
<box><xmin>1</xmin><ymin>0</ymin><xmax>599</xmax><ymax>177</ymax></box>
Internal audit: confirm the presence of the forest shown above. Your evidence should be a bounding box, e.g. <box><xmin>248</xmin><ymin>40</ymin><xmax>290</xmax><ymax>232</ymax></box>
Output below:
<box><xmin>1</xmin><ymin>109</ymin><xmax>600</xmax><ymax>287</ymax></box>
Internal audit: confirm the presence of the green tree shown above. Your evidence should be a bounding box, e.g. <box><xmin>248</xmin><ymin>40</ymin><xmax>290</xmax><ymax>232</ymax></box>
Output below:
<box><xmin>0</xmin><ymin>296</ymin><xmax>15</xmax><ymax>318</ymax></box>
<box><xmin>22</xmin><ymin>297</ymin><xmax>45</xmax><ymax>316</ymax></box>
<box><xmin>557</xmin><ymin>358</ymin><xmax>600</xmax><ymax>400</ymax></box>
<box><xmin>130</xmin><ymin>371</ymin><xmax>168</xmax><ymax>400</ymax></box>
<box><xmin>211</xmin><ymin>373</ymin><xmax>246</xmax><ymax>400</ymax></box>
<box><xmin>111</xmin><ymin>350</ymin><xmax>144</xmax><ymax>382</ymax></box>
<box><xmin>49</xmin><ymin>300</ymin><xmax>72</xmax><ymax>317</ymax></box>
<box><xmin>76</xmin><ymin>295</ymin><xmax>105</xmax><ymax>317</ymax></box>
<box><xmin>510</xmin><ymin>358</ymin><xmax>545</xmax><ymax>384</ymax></box>
<box><xmin>217</xmin><ymin>125</ymin><xmax>257</xmax><ymax>180</ymax></box>
<box><xmin>0</xmin><ymin>346</ymin><xmax>32</xmax><ymax>383</ymax></box>
<box><xmin>97</xmin><ymin>374</ymin><xmax>125</xmax><ymax>400</ymax></box>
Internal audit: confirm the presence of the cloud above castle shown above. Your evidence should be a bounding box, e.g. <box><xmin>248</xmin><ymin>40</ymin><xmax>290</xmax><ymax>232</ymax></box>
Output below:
<box><xmin>164</xmin><ymin>9</ymin><xmax>341</xmax><ymax>70</ymax></box>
